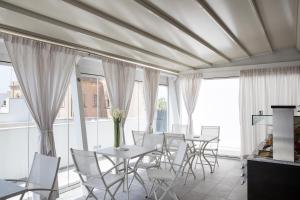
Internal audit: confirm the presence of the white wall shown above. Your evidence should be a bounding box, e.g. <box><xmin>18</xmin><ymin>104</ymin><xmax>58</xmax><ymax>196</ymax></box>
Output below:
<box><xmin>0</xmin><ymin>99</ymin><xmax>31</xmax><ymax>123</ymax></box>
<box><xmin>0</xmin><ymin>117</ymin><xmax>145</xmax><ymax>179</ymax></box>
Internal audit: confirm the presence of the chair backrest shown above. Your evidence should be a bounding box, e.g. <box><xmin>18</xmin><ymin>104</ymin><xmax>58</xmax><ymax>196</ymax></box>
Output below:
<box><xmin>172</xmin><ymin>142</ymin><xmax>188</xmax><ymax>175</ymax></box>
<box><xmin>132</xmin><ymin>131</ymin><xmax>146</xmax><ymax>146</ymax></box>
<box><xmin>143</xmin><ymin>134</ymin><xmax>164</xmax><ymax>150</ymax></box>
<box><xmin>164</xmin><ymin>132</ymin><xmax>185</xmax><ymax>151</ymax></box>
<box><xmin>27</xmin><ymin>153</ymin><xmax>60</xmax><ymax>198</ymax></box>
<box><xmin>172</xmin><ymin>124</ymin><xmax>188</xmax><ymax>135</ymax></box>
<box><xmin>201</xmin><ymin>126</ymin><xmax>220</xmax><ymax>142</ymax></box>
<box><xmin>70</xmin><ymin>148</ymin><xmax>102</xmax><ymax>180</ymax></box>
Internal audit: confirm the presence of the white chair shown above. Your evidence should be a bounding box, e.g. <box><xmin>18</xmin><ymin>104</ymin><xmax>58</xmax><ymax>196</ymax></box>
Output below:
<box><xmin>70</xmin><ymin>148</ymin><xmax>125</xmax><ymax>200</ymax></box>
<box><xmin>129</xmin><ymin>134</ymin><xmax>164</xmax><ymax>192</ymax></box>
<box><xmin>163</xmin><ymin>133</ymin><xmax>196</xmax><ymax>184</ymax></box>
<box><xmin>195</xmin><ymin>126</ymin><xmax>220</xmax><ymax>172</ymax></box>
<box><xmin>6</xmin><ymin>152</ymin><xmax>61</xmax><ymax>200</ymax></box>
<box><xmin>172</xmin><ymin>124</ymin><xmax>188</xmax><ymax>135</ymax></box>
<box><xmin>163</xmin><ymin>133</ymin><xmax>185</xmax><ymax>167</ymax></box>
<box><xmin>147</xmin><ymin>142</ymin><xmax>188</xmax><ymax>200</ymax></box>
<box><xmin>132</xmin><ymin>130</ymin><xmax>146</xmax><ymax>146</ymax></box>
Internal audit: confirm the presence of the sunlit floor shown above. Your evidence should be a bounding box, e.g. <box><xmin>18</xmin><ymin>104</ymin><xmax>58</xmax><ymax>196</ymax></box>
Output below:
<box><xmin>59</xmin><ymin>158</ymin><xmax>247</xmax><ymax>200</ymax></box>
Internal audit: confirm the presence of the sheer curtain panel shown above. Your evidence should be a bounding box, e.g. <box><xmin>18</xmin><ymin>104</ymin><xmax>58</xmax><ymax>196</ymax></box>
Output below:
<box><xmin>180</xmin><ymin>73</ymin><xmax>202</xmax><ymax>136</ymax></box>
<box><xmin>143</xmin><ymin>68</ymin><xmax>160</xmax><ymax>133</ymax></box>
<box><xmin>102</xmin><ymin>58</ymin><xmax>136</xmax><ymax>144</ymax></box>
<box><xmin>168</xmin><ymin>77</ymin><xmax>181</xmax><ymax>127</ymax></box>
<box><xmin>3</xmin><ymin>34</ymin><xmax>77</xmax><ymax>157</ymax></box>
<box><xmin>239</xmin><ymin>66</ymin><xmax>300</xmax><ymax>156</ymax></box>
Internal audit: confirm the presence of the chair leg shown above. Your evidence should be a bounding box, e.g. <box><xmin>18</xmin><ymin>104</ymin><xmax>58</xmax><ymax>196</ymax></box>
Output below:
<box><xmin>112</xmin><ymin>180</ymin><xmax>123</xmax><ymax>197</ymax></box>
<box><xmin>19</xmin><ymin>192</ymin><xmax>25</xmax><ymax>200</ymax></box>
<box><xmin>128</xmin><ymin>169</ymin><xmax>137</xmax><ymax>189</ymax></box>
<box><xmin>85</xmin><ymin>187</ymin><xmax>97</xmax><ymax>200</ymax></box>
<box><xmin>199</xmin><ymin>154</ymin><xmax>206</xmax><ymax>180</ymax></box>
<box><xmin>168</xmin><ymin>189</ymin><xmax>180</xmax><ymax>200</ymax></box>
<box><xmin>106</xmin><ymin>188</ymin><xmax>117</xmax><ymax>200</ymax></box>
<box><xmin>148</xmin><ymin>182</ymin><xmax>155</xmax><ymax>198</ymax></box>
<box><xmin>154</xmin><ymin>190</ymin><xmax>159</xmax><ymax>200</ymax></box>
<box><xmin>103</xmin><ymin>190</ymin><xmax>107</xmax><ymax>200</ymax></box>
<box><xmin>184</xmin><ymin>156</ymin><xmax>196</xmax><ymax>185</ymax></box>
<box><xmin>133</xmin><ymin>170</ymin><xmax>148</xmax><ymax>196</ymax></box>
<box><xmin>194</xmin><ymin>156</ymin><xmax>199</xmax><ymax>170</ymax></box>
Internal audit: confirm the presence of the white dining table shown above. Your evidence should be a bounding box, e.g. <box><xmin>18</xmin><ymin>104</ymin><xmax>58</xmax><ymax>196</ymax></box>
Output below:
<box><xmin>0</xmin><ymin>179</ymin><xmax>26</xmax><ymax>199</ymax></box>
<box><xmin>97</xmin><ymin>145</ymin><xmax>156</xmax><ymax>199</ymax></box>
<box><xmin>185</xmin><ymin>135</ymin><xmax>218</xmax><ymax>174</ymax></box>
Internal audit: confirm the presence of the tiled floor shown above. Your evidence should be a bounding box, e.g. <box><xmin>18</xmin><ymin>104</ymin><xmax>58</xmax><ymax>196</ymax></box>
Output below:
<box><xmin>59</xmin><ymin>158</ymin><xmax>247</xmax><ymax>200</ymax></box>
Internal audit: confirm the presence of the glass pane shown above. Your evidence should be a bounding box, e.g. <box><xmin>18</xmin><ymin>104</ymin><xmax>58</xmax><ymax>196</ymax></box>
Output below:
<box><xmin>80</xmin><ymin>76</ymin><xmax>113</xmax><ymax>150</ymax></box>
<box><xmin>54</xmin><ymin>84</ymin><xmax>81</xmax><ymax>188</ymax></box>
<box><xmin>0</xmin><ymin>65</ymin><xmax>31</xmax><ymax>180</ymax></box>
<box><xmin>156</xmin><ymin>85</ymin><xmax>168</xmax><ymax>133</ymax></box>
<box><xmin>184</xmin><ymin>78</ymin><xmax>241</xmax><ymax>156</ymax></box>
<box><xmin>138</xmin><ymin>82</ymin><xmax>147</xmax><ymax>132</ymax></box>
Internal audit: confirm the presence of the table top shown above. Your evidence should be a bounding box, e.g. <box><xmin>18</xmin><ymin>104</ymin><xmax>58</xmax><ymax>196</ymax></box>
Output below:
<box><xmin>97</xmin><ymin>145</ymin><xmax>156</xmax><ymax>159</ymax></box>
<box><xmin>0</xmin><ymin>179</ymin><xmax>26</xmax><ymax>199</ymax></box>
<box><xmin>185</xmin><ymin>135</ymin><xmax>218</xmax><ymax>142</ymax></box>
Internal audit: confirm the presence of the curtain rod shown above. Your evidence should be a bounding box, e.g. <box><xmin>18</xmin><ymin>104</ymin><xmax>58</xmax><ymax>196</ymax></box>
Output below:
<box><xmin>0</xmin><ymin>60</ymin><xmax>11</xmax><ymax>64</ymax></box>
<box><xmin>0</xmin><ymin>26</ymin><xmax>178</xmax><ymax>75</ymax></box>
<box><xmin>80</xmin><ymin>72</ymin><xmax>168</xmax><ymax>86</ymax></box>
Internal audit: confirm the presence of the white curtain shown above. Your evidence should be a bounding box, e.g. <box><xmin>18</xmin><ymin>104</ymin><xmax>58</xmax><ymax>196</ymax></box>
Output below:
<box><xmin>4</xmin><ymin>34</ymin><xmax>77</xmax><ymax>199</ymax></box>
<box><xmin>3</xmin><ymin>34</ymin><xmax>77</xmax><ymax>156</ymax></box>
<box><xmin>180</xmin><ymin>73</ymin><xmax>202</xmax><ymax>136</ymax></box>
<box><xmin>239</xmin><ymin>66</ymin><xmax>300</xmax><ymax>156</ymax></box>
<box><xmin>143</xmin><ymin>68</ymin><xmax>160</xmax><ymax>133</ymax></box>
<box><xmin>168</xmin><ymin>77</ymin><xmax>181</xmax><ymax>128</ymax></box>
<box><xmin>102</xmin><ymin>58</ymin><xmax>136</xmax><ymax>144</ymax></box>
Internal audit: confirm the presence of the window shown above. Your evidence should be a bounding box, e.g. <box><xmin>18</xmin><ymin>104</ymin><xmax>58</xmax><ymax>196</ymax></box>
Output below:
<box><xmin>80</xmin><ymin>76</ymin><xmax>112</xmax><ymax>150</ymax></box>
<box><xmin>182</xmin><ymin>78</ymin><xmax>240</xmax><ymax>156</ymax></box>
<box><xmin>156</xmin><ymin>85</ymin><xmax>168</xmax><ymax>132</ymax></box>
<box><xmin>126</xmin><ymin>81</ymin><xmax>146</xmax><ymax>144</ymax></box>
<box><xmin>0</xmin><ymin>64</ymin><xmax>82</xmax><ymax>192</ymax></box>
<box><xmin>0</xmin><ymin>65</ymin><xmax>31</xmax><ymax>181</ymax></box>
<box><xmin>93</xmin><ymin>94</ymin><xmax>97</xmax><ymax>107</ymax></box>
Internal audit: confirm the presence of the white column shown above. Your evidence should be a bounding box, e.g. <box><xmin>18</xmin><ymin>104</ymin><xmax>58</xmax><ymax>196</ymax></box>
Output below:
<box><xmin>71</xmin><ymin>65</ymin><xmax>88</xmax><ymax>150</ymax></box>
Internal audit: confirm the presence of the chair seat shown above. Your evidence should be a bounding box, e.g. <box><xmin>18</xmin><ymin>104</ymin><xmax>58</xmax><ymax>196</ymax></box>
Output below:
<box><xmin>84</xmin><ymin>173</ymin><xmax>124</xmax><ymax>189</ymax></box>
<box><xmin>130</xmin><ymin>153</ymin><xmax>161</xmax><ymax>169</ymax></box>
<box><xmin>147</xmin><ymin>169</ymin><xmax>175</xmax><ymax>181</ymax></box>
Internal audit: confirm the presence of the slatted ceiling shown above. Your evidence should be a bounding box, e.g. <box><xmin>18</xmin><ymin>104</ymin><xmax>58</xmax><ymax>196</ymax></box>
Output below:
<box><xmin>0</xmin><ymin>7</ymin><xmax>189</xmax><ymax>72</ymax></box>
<box><xmin>0</xmin><ymin>0</ymin><xmax>299</xmax><ymax>73</ymax></box>
<box><xmin>2</xmin><ymin>0</ymin><xmax>202</xmax><ymax>68</ymax></box>
<box><xmin>75</xmin><ymin>0</ymin><xmax>223</xmax><ymax>64</ymax></box>
<box><xmin>255</xmin><ymin>0</ymin><xmax>297</xmax><ymax>49</ymax></box>
<box><xmin>150</xmin><ymin>0</ymin><xmax>247</xmax><ymax>60</ymax></box>
<box><xmin>206</xmin><ymin>0</ymin><xmax>272</xmax><ymax>55</ymax></box>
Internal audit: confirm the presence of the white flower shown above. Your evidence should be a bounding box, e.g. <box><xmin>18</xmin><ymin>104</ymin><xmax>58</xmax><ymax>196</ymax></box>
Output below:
<box><xmin>111</xmin><ymin>108</ymin><xmax>125</xmax><ymax>120</ymax></box>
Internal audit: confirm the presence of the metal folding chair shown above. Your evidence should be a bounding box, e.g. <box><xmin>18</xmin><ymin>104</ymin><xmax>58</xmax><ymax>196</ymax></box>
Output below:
<box><xmin>195</xmin><ymin>126</ymin><xmax>220</xmax><ymax>173</ymax></box>
<box><xmin>6</xmin><ymin>152</ymin><xmax>61</xmax><ymax>200</ymax></box>
<box><xmin>71</xmin><ymin>148</ymin><xmax>125</xmax><ymax>200</ymax></box>
<box><xmin>172</xmin><ymin>124</ymin><xmax>188</xmax><ymax>135</ymax></box>
<box><xmin>163</xmin><ymin>133</ymin><xmax>185</xmax><ymax>168</ymax></box>
<box><xmin>129</xmin><ymin>134</ymin><xmax>164</xmax><ymax>193</ymax></box>
<box><xmin>147</xmin><ymin>142</ymin><xmax>188</xmax><ymax>200</ymax></box>
<box><xmin>132</xmin><ymin>130</ymin><xmax>146</xmax><ymax>146</ymax></box>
